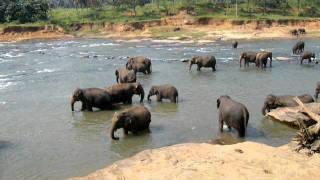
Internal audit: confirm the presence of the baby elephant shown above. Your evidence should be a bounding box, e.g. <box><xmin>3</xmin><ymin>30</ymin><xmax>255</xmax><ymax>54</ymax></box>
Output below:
<box><xmin>189</xmin><ymin>55</ymin><xmax>216</xmax><ymax>72</ymax></box>
<box><xmin>115</xmin><ymin>67</ymin><xmax>136</xmax><ymax>83</ymax></box>
<box><xmin>232</xmin><ymin>41</ymin><xmax>238</xmax><ymax>48</ymax></box>
<box><xmin>147</xmin><ymin>84</ymin><xmax>178</xmax><ymax>103</ymax></box>
<box><xmin>110</xmin><ymin>106</ymin><xmax>151</xmax><ymax>140</ymax></box>
<box><xmin>261</xmin><ymin>94</ymin><xmax>314</xmax><ymax>115</ymax></box>
<box><xmin>300</xmin><ymin>51</ymin><xmax>316</xmax><ymax>64</ymax></box>
<box><xmin>217</xmin><ymin>96</ymin><xmax>249</xmax><ymax>137</ymax></box>
<box><xmin>71</xmin><ymin>88</ymin><xmax>112</xmax><ymax>111</ymax></box>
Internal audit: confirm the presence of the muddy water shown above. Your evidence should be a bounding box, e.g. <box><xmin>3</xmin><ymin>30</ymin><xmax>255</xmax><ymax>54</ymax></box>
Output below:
<box><xmin>0</xmin><ymin>38</ymin><xmax>319</xmax><ymax>179</ymax></box>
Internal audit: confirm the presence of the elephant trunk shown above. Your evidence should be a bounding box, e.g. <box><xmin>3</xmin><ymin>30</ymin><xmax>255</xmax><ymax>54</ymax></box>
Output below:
<box><xmin>239</xmin><ymin>57</ymin><xmax>243</xmax><ymax>67</ymax></box>
<box><xmin>71</xmin><ymin>96</ymin><xmax>76</xmax><ymax>111</ymax></box>
<box><xmin>261</xmin><ymin>102</ymin><xmax>269</xmax><ymax>116</ymax></box>
<box><xmin>110</xmin><ymin>117</ymin><xmax>119</xmax><ymax>140</ymax></box>
<box><xmin>147</xmin><ymin>93</ymin><xmax>151</xmax><ymax>101</ymax></box>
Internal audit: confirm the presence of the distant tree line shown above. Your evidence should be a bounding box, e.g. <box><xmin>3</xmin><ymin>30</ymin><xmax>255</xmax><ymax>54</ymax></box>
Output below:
<box><xmin>0</xmin><ymin>0</ymin><xmax>50</xmax><ymax>23</ymax></box>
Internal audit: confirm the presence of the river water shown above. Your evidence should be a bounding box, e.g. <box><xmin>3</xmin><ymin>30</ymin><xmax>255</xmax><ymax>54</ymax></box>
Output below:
<box><xmin>0</xmin><ymin>38</ymin><xmax>319</xmax><ymax>179</ymax></box>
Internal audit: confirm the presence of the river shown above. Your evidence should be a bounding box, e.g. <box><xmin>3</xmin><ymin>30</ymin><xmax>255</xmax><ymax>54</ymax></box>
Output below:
<box><xmin>0</xmin><ymin>38</ymin><xmax>319</xmax><ymax>179</ymax></box>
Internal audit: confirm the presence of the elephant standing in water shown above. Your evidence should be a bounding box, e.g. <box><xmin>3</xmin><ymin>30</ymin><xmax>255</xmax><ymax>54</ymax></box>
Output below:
<box><xmin>110</xmin><ymin>106</ymin><xmax>151</xmax><ymax>140</ymax></box>
<box><xmin>71</xmin><ymin>88</ymin><xmax>112</xmax><ymax>111</ymax></box>
<box><xmin>300</xmin><ymin>51</ymin><xmax>316</xmax><ymax>64</ymax></box>
<box><xmin>239</xmin><ymin>51</ymin><xmax>258</xmax><ymax>67</ymax></box>
<box><xmin>256</xmin><ymin>51</ymin><xmax>272</xmax><ymax>68</ymax></box>
<box><xmin>217</xmin><ymin>95</ymin><xmax>249</xmax><ymax>137</ymax></box>
<box><xmin>232</xmin><ymin>41</ymin><xmax>238</xmax><ymax>48</ymax></box>
<box><xmin>261</xmin><ymin>94</ymin><xmax>314</xmax><ymax>115</ymax></box>
<box><xmin>147</xmin><ymin>84</ymin><xmax>179</xmax><ymax>103</ymax></box>
<box><xmin>314</xmin><ymin>82</ymin><xmax>320</xmax><ymax>100</ymax></box>
<box><xmin>292</xmin><ymin>41</ymin><xmax>305</xmax><ymax>55</ymax></box>
<box><xmin>105</xmin><ymin>82</ymin><xmax>145</xmax><ymax>104</ymax></box>
<box><xmin>189</xmin><ymin>55</ymin><xmax>216</xmax><ymax>71</ymax></box>
<box><xmin>126</xmin><ymin>56</ymin><xmax>152</xmax><ymax>74</ymax></box>
<box><xmin>115</xmin><ymin>68</ymin><xmax>136</xmax><ymax>83</ymax></box>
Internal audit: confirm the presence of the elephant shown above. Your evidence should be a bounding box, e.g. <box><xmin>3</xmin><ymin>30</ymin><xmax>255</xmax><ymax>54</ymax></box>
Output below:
<box><xmin>71</xmin><ymin>88</ymin><xmax>112</xmax><ymax>111</ymax></box>
<box><xmin>232</xmin><ymin>41</ymin><xmax>238</xmax><ymax>48</ymax></box>
<box><xmin>290</xmin><ymin>29</ymin><xmax>299</xmax><ymax>37</ymax></box>
<box><xmin>300</xmin><ymin>51</ymin><xmax>316</xmax><ymax>64</ymax></box>
<box><xmin>217</xmin><ymin>95</ymin><xmax>249</xmax><ymax>137</ymax></box>
<box><xmin>105</xmin><ymin>82</ymin><xmax>145</xmax><ymax>104</ymax></box>
<box><xmin>256</xmin><ymin>51</ymin><xmax>272</xmax><ymax>68</ymax></box>
<box><xmin>261</xmin><ymin>94</ymin><xmax>314</xmax><ymax>115</ymax></box>
<box><xmin>147</xmin><ymin>84</ymin><xmax>178</xmax><ymax>103</ymax></box>
<box><xmin>189</xmin><ymin>55</ymin><xmax>216</xmax><ymax>71</ymax></box>
<box><xmin>126</xmin><ymin>56</ymin><xmax>152</xmax><ymax>74</ymax></box>
<box><xmin>115</xmin><ymin>67</ymin><xmax>136</xmax><ymax>84</ymax></box>
<box><xmin>298</xmin><ymin>28</ymin><xmax>306</xmax><ymax>35</ymax></box>
<box><xmin>314</xmin><ymin>82</ymin><xmax>320</xmax><ymax>100</ymax></box>
<box><xmin>292</xmin><ymin>41</ymin><xmax>305</xmax><ymax>55</ymax></box>
<box><xmin>239</xmin><ymin>51</ymin><xmax>258</xmax><ymax>67</ymax></box>
<box><xmin>110</xmin><ymin>105</ymin><xmax>151</xmax><ymax>140</ymax></box>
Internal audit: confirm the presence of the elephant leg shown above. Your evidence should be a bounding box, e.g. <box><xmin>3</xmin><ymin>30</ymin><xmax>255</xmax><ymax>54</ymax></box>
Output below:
<box><xmin>197</xmin><ymin>65</ymin><xmax>201</xmax><ymax>71</ymax></box>
<box><xmin>86</xmin><ymin>103</ymin><xmax>93</xmax><ymax>112</ymax></box>
<box><xmin>123</xmin><ymin>128</ymin><xmax>129</xmax><ymax>135</ymax></box>
<box><xmin>308</xmin><ymin>58</ymin><xmax>311</xmax><ymax>63</ymax></box>
<box><xmin>219</xmin><ymin>114</ymin><xmax>224</xmax><ymax>132</ymax></box>
<box><xmin>156</xmin><ymin>95</ymin><xmax>162</xmax><ymax>102</ymax></box>
<box><xmin>81</xmin><ymin>102</ymin><xmax>86</xmax><ymax>111</ymax></box>
<box><xmin>227</xmin><ymin>125</ymin><xmax>232</xmax><ymax>131</ymax></box>
<box><xmin>127</xmin><ymin>98</ymin><xmax>133</xmax><ymax>104</ymax></box>
<box><xmin>212</xmin><ymin>65</ymin><xmax>216</xmax><ymax>71</ymax></box>
<box><xmin>170</xmin><ymin>97</ymin><xmax>176</xmax><ymax>103</ymax></box>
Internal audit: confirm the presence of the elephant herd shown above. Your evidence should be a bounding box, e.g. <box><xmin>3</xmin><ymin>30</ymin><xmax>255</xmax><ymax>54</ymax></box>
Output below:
<box><xmin>71</xmin><ymin>40</ymin><xmax>319</xmax><ymax>140</ymax></box>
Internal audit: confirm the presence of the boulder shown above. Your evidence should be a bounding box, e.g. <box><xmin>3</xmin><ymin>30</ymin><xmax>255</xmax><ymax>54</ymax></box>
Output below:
<box><xmin>266</xmin><ymin>103</ymin><xmax>320</xmax><ymax>128</ymax></box>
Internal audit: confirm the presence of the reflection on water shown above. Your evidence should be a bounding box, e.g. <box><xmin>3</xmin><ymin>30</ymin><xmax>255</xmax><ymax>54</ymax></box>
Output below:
<box><xmin>0</xmin><ymin>38</ymin><xmax>319</xmax><ymax>179</ymax></box>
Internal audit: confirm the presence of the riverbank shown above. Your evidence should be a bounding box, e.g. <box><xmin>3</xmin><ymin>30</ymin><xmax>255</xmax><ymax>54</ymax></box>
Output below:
<box><xmin>72</xmin><ymin>141</ymin><xmax>320</xmax><ymax>179</ymax></box>
<box><xmin>1</xmin><ymin>13</ymin><xmax>320</xmax><ymax>43</ymax></box>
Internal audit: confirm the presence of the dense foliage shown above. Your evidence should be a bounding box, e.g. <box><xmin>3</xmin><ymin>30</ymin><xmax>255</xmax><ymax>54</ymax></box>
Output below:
<box><xmin>0</xmin><ymin>0</ymin><xmax>49</xmax><ymax>23</ymax></box>
<box><xmin>1</xmin><ymin>0</ymin><xmax>320</xmax><ymax>25</ymax></box>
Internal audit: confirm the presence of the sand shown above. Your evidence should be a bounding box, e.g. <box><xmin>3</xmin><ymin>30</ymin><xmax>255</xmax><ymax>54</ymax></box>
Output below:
<box><xmin>72</xmin><ymin>141</ymin><xmax>320</xmax><ymax>180</ymax></box>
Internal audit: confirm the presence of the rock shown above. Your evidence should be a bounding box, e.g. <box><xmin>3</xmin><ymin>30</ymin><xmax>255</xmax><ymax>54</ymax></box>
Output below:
<box><xmin>71</xmin><ymin>142</ymin><xmax>320</xmax><ymax>180</ymax></box>
<box><xmin>266</xmin><ymin>103</ymin><xmax>320</xmax><ymax>128</ymax></box>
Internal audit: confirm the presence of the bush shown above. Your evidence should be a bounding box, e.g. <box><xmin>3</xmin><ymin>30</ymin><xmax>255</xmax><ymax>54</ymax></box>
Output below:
<box><xmin>299</xmin><ymin>6</ymin><xmax>320</xmax><ymax>17</ymax></box>
<box><xmin>4</xmin><ymin>0</ymin><xmax>49</xmax><ymax>23</ymax></box>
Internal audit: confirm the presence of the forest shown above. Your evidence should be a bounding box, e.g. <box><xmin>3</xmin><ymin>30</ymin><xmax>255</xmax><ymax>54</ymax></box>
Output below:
<box><xmin>0</xmin><ymin>0</ymin><xmax>320</xmax><ymax>24</ymax></box>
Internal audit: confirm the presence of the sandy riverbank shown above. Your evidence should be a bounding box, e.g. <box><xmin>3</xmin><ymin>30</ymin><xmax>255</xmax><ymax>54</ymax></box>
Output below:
<box><xmin>72</xmin><ymin>141</ymin><xmax>320</xmax><ymax>180</ymax></box>
<box><xmin>2</xmin><ymin>12</ymin><xmax>320</xmax><ymax>43</ymax></box>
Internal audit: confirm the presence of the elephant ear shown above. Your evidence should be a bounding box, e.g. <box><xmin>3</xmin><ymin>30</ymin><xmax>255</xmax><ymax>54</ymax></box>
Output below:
<box><xmin>217</xmin><ymin>99</ymin><xmax>220</xmax><ymax>109</ymax></box>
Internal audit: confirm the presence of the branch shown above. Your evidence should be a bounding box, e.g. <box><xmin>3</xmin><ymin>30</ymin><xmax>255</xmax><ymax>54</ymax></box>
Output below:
<box><xmin>293</xmin><ymin>97</ymin><xmax>320</xmax><ymax>123</ymax></box>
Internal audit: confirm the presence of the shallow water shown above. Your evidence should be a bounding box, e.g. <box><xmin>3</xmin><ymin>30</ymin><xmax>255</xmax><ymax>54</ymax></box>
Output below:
<box><xmin>0</xmin><ymin>38</ymin><xmax>319</xmax><ymax>179</ymax></box>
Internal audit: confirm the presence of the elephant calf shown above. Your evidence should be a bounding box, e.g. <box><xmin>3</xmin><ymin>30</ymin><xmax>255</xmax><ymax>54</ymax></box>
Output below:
<box><xmin>256</xmin><ymin>51</ymin><xmax>272</xmax><ymax>68</ymax></box>
<box><xmin>232</xmin><ymin>41</ymin><xmax>238</xmax><ymax>49</ymax></box>
<box><xmin>300</xmin><ymin>51</ymin><xmax>316</xmax><ymax>64</ymax></box>
<box><xmin>292</xmin><ymin>41</ymin><xmax>305</xmax><ymax>55</ymax></box>
<box><xmin>189</xmin><ymin>55</ymin><xmax>216</xmax><ymax>72</ymax></box>
<box><xmin>147</xmin><ymin>84</ymin><xmax>179</xmax><ymax>103</ymax></box>
<box><xmin>71</xmin><ymin>88</ymin><xmax>112</xmax><ymax>111</ymax></box>
<box><xmin>105</xmin><ymin>82</ymin><xmax>145</xmax><ymax>104</ymax></box>
<box><xmin>126</xmin><ymin>56</ymin><xmax>152</xmax><ymax>74</ymax></box>
<box><xmin>262</xmin><ymin>94</ymin><xmax>314</xmax><ymax>115</ymax></box>
<box><xmin>110</xmin><ymin>106</ymin><xmax>151</xmax><ymax>140</ymax></box>
<box><xmin>217</xmin><ymin>95</ymin><xmax>249</xmax><ymax>137</ymax></box>
<box><xmin>115</xmin><ymin>68</ymin><xmax>136</xmax><ymax>84</ymax></box>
